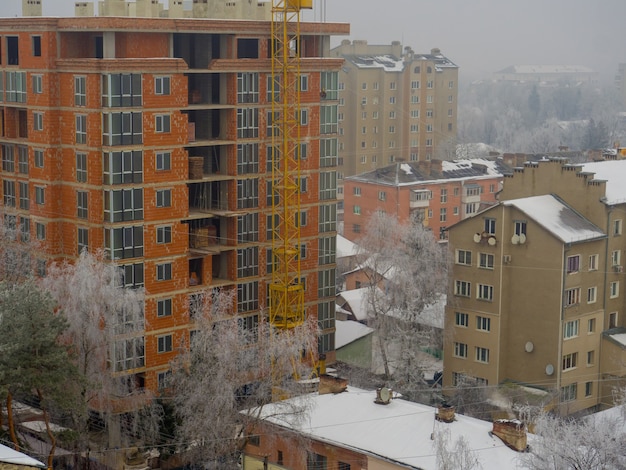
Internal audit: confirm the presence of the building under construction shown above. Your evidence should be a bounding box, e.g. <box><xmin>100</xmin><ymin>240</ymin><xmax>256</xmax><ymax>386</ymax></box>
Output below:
<box><xmin>0</xmin><ymin>0</ymin><xmax>347</xmax><ymax>392</ymax></box>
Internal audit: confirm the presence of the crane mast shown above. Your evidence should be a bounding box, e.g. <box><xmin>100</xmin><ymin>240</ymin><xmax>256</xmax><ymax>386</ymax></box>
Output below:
<box><xmin>269</xmin><ymin>0</ymin><xmax>312</xmax><ymax>330</ymax></box>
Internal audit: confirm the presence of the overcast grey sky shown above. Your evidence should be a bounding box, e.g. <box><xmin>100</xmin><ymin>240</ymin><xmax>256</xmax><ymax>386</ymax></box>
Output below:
<box><xmin>1</xmin><ymin>0</ymin><xmax>625</xmax><ymax>82</ymax></box>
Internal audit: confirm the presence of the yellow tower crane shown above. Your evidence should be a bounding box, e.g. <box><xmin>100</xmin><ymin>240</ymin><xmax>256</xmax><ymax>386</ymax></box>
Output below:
<box><xmin>269</xmin><ymin>0</ymin><xmax>313</xmax><ymax>331</ymax></box>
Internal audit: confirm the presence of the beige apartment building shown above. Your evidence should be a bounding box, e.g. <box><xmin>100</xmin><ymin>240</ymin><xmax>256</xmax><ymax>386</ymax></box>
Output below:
<box><xmin>444</xmin><ymin>158</ymin><xmax>626</xmax><ymax>415</ymax></box>
<box><xmin>330</xmin><ymin>40</ymin><xmax>458</xmax><ymax>206</ymax></box>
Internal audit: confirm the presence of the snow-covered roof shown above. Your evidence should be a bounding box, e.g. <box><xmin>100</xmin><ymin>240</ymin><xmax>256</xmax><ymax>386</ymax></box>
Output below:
<box><xmin>336</xmin><ymin>288</ymin><xmax>372</xmax><ymax>322</ymax></box>
<box><xmin>579</xmin><ymin>160</ymin><xmax>626</xmax><ymax>205</ymax></box>
<box><xmin>503</xmin><ymin>195</ymin><xmax>605</xmax><ymax>244</ymax></box>
<box><xmin>346</xmin><ymin>54</ymin><xmax>405</xmax><ymax>72</ymax></box>
<box><xmin>0</xmin><ymin>444</ymin><xmax>46</xmax><ymax>469</ymax></box>
<box><xmin>337</xmin><ymin>234</ymin><xmax>359</xmax><ymax>259</ymax></box>
<box><xmin>348</xmin><ymin>158</ymin><xmax>511</xmax><ymax>187</ymax></box>
<box><xmin>335</xmin><ymin>320</ymin><xmax>374</xmax><ymax>349</ymax></box>
<box><xmin>256</xmin><ymin>387</ymin><xmax>529</xmax><ymax>469</ymax></box>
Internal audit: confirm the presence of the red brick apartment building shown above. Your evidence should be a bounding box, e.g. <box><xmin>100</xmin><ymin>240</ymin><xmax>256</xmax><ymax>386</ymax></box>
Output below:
<box><xmin>0</xmin><ymin>14</ymin><xmax>348</xmax><ymax>392</ymax></box>
<box><xmin>343</xmin><ymin>158</ymin><xmax>511</xmax><ymax>242</ymax></box>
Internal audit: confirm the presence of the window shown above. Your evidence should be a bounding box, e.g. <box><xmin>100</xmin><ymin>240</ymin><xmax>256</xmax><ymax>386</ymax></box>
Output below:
<box><xmin>238</xmin><ymin>213</ymin><xmax>259</xmax><ymax>242</ymax></box>
<box><xmin>102</xmin><ymin>112</ymin><xmax>143</xmax><ymax>145</ymax></box>
<box><xmin>155</xmin><ymin>76</ymin><xmax>171</xmax><ymax>95</ymax></box>
<box><xmin>320</xmin><ymin>105</ymin><xmax>338</xmax><ymax>134</ymax></box>
<box><xmin>318</xmin><ymin>237</ymin><xmax>336</xmax><ymax>266</ymax></box>
<box><xmin>157</xmin><ymin>371</ymin><xmax>171</xmax><ymax>390</ymax></box>
<box><xmin>477</xmin><ymin>316</ymin><xmax>491</xmax><ymax>331</ymax></box>
<box><xmin>565</xmin><ymin>287</ymin><xmax>580</xmax><ymax>306</ymax></box>
<box><xmin>468</xmin><ymin>203</ymin><xmax>479</xmax><ymax>215</ymax></box>
<box><xmin>74</xmin><ymin>76</ymin><xmax>86</xmax><ymax>106</ymax></box>
<box><xmin>157</xmin><ymin>226</ymin><xmax>172</xmax><ymax>244</ymax></box>
<box><xmin>105</xmin><ymin>226</ymin><xmax>144</xmax><ymax>260</ymax></box>
<box><xmin>456</xmin><ymin>250</ymin><xmax>472</xmax><ymax>266</ymax></box>
<box><xmin>237</xmin><ymin>143</ymin><xmax>259</xmax><ymax>174</ymax></box>
<box><xmin>237</xmin><ymin>179</ymin><xmax>259</xmax><ymax>208</ymax></box>
<box><xmin>6</xmin><ymin>71</ymin><xmax>27</xmax><ymax>103</ymax></box>
<box><xmin>440</xmin><ymin>188</ymin><xmax>448</xmax><ymax>203</ymax></box>
<box><xmin>237</xmin><ymin>247</ymin><xmax>259</xmax><ymax>278</ymax></box>
<box><xmin>389</xmin><ymin>81</ymin><xmax>396</xmax><ymax>90</ymax></box>
<box><xmin>479</xmin><ymin>253</ymin><xmax>494</xmax><ymax>269</ymax></box>
<box><xmin>35</xmin><ymin>186</ymin><xmax>45</xmax><ymax>205</ymax></box>
<box><xmin>157</xmin><ymin>334</ymin><xmax>173</xmax><ymax>353</ymax></box>
<box><xmin>588</xmin><ymin>318</ymin><xmax>596</xmax><ymax>333</ymax></box>
<box><xmin>587</xmin><ymin>286</ymin><xmax>597</xmax><ymax>303</ymax></box>
<box><xmin>33</xmin><ymin>112</ymin><xmax>43</xmax><ymax>131</ymax></box>
<box><xmin>237</xmin><ymin>281</ymin><xmax>259</xmax><ymax>313</ymax></box>
<box><xmin>614</xmin><ymin>219</ymin><xmax>622</xmax><ymax>236</ymax></box>
<box><xmin>299</xmin><ymin>74</ymin><xmax>309</xmax><ymax>92</ymax></box>
<box><xmin>295</xmin><ymin>211</ymin><xmax>307</xmax><ymax>227</ymax></box>
<box><xmin>440</xmin><ymin>208</ymin><xmax>446</xmax><ymax>222</ymax></box>
<box><xmin>18</xmin><ymin>182</ymin><xmax>29</xmax><ymax>210</ymax></box>
<box><xmin>77</xmin><ymin>191</ymin><xmax>88</xmax><ymax>219</ymax></box>
<box><xmin>319</xmin><ymin>204</ymin><xmax>336</xmax><ymax>233</ymax></box>
<box><xmin>475</xmin><ymin>347</ymin><xmax>489</xmax><ymax>363</ymax></box>
<box><xmin>16</xmin><ymin>147</ymin><xmax>27</xmax><ymax>174</ymax></box>
<box><xmin>156</xmin><ymin>151</ymin><xmax>171</xmax><ymax>171</ymax></box>
<box><xmin>484</xmin><ymin>218</ymin><xmax>496</xmax><ymax>234</ymax></box>
<box><xmin>155</xmin><ymin>114</ymin><xmax>171</xmax><ymax>133</ymax></box>
<box><xmin>156</xmin><ymin>189</ymin><xmax>171</xmax><ymax>208</ymax></box>
<box><xmin>587</xmin><ymin>350</ymin><xmax>595</xmax><ymax>366</ymax></box>
<box><xmin>585</xmin><ymin>381</ymin><xmax>593</xmax><ymax>397</ymax></box>
<box><xmin>611</xmin><ymin>250</ymin><xmax>621</xmax><ymax>266</ymax></box>
<box><xmin>75</xmin><ymin>152</ymin><xmax>88</xmax><ymax>182</ymax></box>
<box><xmin>318</xmin><ymin>268</ymin><xmax>336</xmax><ymax>298</ymax></box>
<box><xmin>389</xmin><ymin>96</ymin><xmax>396</xmax><ymax>105</ymax></box>
<box><xmin>514</xmin><ymin>220</ymin><xmax>527</xmax><ymax>236</ymax></box>
<box><xmin>378</xmin><ymin>191</ymin><xmax>386</xmax><ymax>201</ymax></box>
<box><xmin>102</xmin><ymin>73</ymin><xmax>142</xmax><ymax>107</ymax></box>
<box><xmin>298</xmin><ymin>177</ymin><xmax>308</xmax><ymax>193</ymax></box>
<box><xmin>564</xmin><ymin>320</ymin><xmax>579</xmax><ymax>339</ymax></box>
<box><xmin>104</xmin><ymin>189</ymin><xmax>143</xmax><ymax>222</ymax></box>
<box><xmin>103</xmin><ymin>150</ymin><xmax>143</xmax><ymax>184</ymax></box>
<box><xmin>609</xmin><ymin>311</ymin><xmax>618</xmax><ymax>329</ymax></box>
<box><xmin>266</xmin><ymin>74</ymin><xmax>280</xmax><ymax>101</ymax></box>
<box><xmin>157</xmin><ymin>263</ymin><xmax>172</xmax><ymax>281</ymax></box>
<box><xmin>589</xmin><ymin>254</ymin><xmax>598</xmax><ymax>271</ymax></box>
<box><xmin>36</xmin><ymin>223</ymin><xmax>45</xmax><ymax>240</ymax></box>
<box><xmin>567</xmin><ymin>255</ymin><xmax>580</xmax><ymax>274</ymax></box>
<box><xmin>157</xmin><ymin>298</ymin><xmax>172</xmax><ymax>317</ymax></box>
<box><xmin>455</xmin><ymin>280</ymin><xmax>471</xmax><ymax>297</ymax></box>
<box><xmin>338</xmin><ymin>462</ymin><xmax>350</xmax><ymax>470</ymax></box>
<box><xmin>455</xmin><ymin>312</ymin><xmax>469</xmax><ymax>327</ymax></box>
<box><xmin>76</xmin><ymin>115</ymin><xmax>87</xmax><ymax>144</ymax></box>
<box><xmin>353</xmin><ymin>205</ymin><xmax>361</xmax><ymax>215</ymax></box>
<box><xmin>562</xmin><ymin>352</ymin><xmax>578</xmax><ymax>371</ymax></box>
<box><xmin>32</xmin><ymin>74</ymin><xmax>42</xmax><ymax>94</ymax></box>
<box><xmin>454</xmin><ymin>342</ymin><xmax>468</xmax><ymax>358</ymax></box>
<box><xmin>561</xmin><ymin>383</ymin><xmax>577</xmax><ymax>402</ymax></box>
<box><xmin>477</xmin><ymin>284</ymin><xmax>493</xmax><ymax>301</ymax></box>
<box><xmin>119</xmin><ymin>263</ymin><xmax>144</xmax><ymax>288</ymax></box>
<box><xmin>236</xmin><ymin>108</ymin><xmax>259</xmax><ymax>138</ymax></box>
<box><xmin>77</xmin><ymin>227</ymin><xmax>88</xmax><ymax>253</ymax></box>
<box><xmin>113</xmin><ymin>337</ymin><xmax>145</xmax><ymax>372</ymax></box>
<box><xmin>353</xmin><ymin>223</ymin><xmax>361</xmax><ymax>234</ymax></box>
<box><xmin>610</xmin><ymin>281</ymin><xmax>619</xmax><ymax>298</ymax></box>
<box><xmin>32</xmin><ymin>36</ymin><xmax>41</xmax><ymax>56</ymax></box>
<box><xmin>34</xmin><ymin>149</ymin><xmax>44</xmax><ymax>168</ymax></box>
<box><xmin>319</xmin><ymin>171</ymin><xmax>337</xmax><ymax>201</ymax></box>
<box><xmin>307</xmin><ymin>452</ymin><xmax>327</xmax><ymax>470</ymax></box>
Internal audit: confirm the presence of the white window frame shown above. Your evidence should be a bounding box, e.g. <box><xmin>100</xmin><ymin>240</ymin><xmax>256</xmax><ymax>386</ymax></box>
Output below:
<box><xmin>563</xmin><ymin>319</ymin><xmax>579</xmax><ymax>339</ymax></box>
<box><xmin>155</xmin><ymin>76</ymin><xmax>171</xmax><ymax>95</ymax></box>
<box><xmin>155</xmin><ymin>114</ymin><xmax>171</xmax><ymax>133</ymax></box>
<box><xmin>475</xmin><ymin>347</ymin><xmax>489</xmax><ymax>363</ymax></box>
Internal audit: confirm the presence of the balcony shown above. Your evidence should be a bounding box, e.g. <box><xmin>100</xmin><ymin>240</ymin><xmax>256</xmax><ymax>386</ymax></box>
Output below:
<box><xmin>462</xmin><ymin>184</ymin><xmax>482</xmax><ymax>204</ymax></box>
<box><xmin>188</xmin><ymin>145</ymin><xmax>231</xmax><ymax>180</ymax></box>
<box><xmin>409</xmin><ymin>190</ymin><xmax>431</xmax><ymax>209</ymax></box>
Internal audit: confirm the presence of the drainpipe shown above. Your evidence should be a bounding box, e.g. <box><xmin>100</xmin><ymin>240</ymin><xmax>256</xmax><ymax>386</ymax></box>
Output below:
<box><xmin>557</xmin><ymin>244</ymin><xmax>568</xmax><ymax>411</ymax></box>
<box><xmin>496</xmin><ymin>203</ymin><xmax>505</xmax><ymax>384</ymax></box>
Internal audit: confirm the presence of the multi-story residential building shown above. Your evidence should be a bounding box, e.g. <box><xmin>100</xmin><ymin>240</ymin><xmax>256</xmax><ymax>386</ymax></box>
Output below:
<box><xmin>330</xmin><ymin>40</ymin><xmax>458</xmax><ymax>206</ymax></box>
<box><xmin>493</xmin><ymin>65</ymin><xmax>598</xmax><ymax>84</ymax></box>
<box><xmin>0</xmin><ymin>3</ymin><xmax>348</xmax><ymax>394</ymax></box>
<box><xmin>444</xmin><ymin>158</ymin><xmax>626</xmax><ymax>415</ymax></box>
<box><xmin>342</xmin><ymin>158</ymin><xmax>510</xmax><ymax>242</ymax></box>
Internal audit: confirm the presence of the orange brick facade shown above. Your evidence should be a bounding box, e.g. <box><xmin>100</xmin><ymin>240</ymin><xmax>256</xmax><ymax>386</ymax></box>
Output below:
<box><xmin>0</xmin><ymin>16</ymin><xmax>348</xmax><ymax>393</ymax></box>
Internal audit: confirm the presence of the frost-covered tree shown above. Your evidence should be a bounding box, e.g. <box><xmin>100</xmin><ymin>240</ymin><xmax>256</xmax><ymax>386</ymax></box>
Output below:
<box><xmin>171</xmin><ymin>287</ymin><xmax>317</xmax><ymax>468</ymax></box>
<box><xmin>41</xmin><ymin>251</ymin><xmax>150</xmax><ymax>452</ymax></box>
<box><xmin>520</xmin><ymin>412</ymin><xmax>626</xmax><ymax>470</ymax></box>
<box><xmin>0</xmin><ymin>279</ymin><xmax>79</xmax><ymax>468</ymax></box>
<box><xmin>433</xmin><ymin>427</ymin><xmax>481</xmax><ymax>470</ymax></box>
<box><xmin>354</xmin><ymin>212</ymin><xmax>447</xmax><ymax>398</ymax></box>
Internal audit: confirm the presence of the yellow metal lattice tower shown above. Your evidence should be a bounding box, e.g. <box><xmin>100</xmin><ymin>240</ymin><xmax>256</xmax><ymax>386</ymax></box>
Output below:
<box><xmin>269</xmin><ymin>0</ymin><xmax>312</xmax><ymax>330</ymax></box>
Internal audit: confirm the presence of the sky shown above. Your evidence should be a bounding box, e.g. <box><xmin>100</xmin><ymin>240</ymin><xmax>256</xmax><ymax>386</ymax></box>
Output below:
<box><xmin>1</xmin><ymin>0</ymin><xmax>625</xmax><ymax>83</ymax></box>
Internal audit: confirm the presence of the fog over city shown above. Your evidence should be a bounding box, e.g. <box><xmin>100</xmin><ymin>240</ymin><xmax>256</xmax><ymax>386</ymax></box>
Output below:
<box><xmin>1</xmin><ymin>0</ymin><xmax>626</xmax><ymax>81</ymax></box>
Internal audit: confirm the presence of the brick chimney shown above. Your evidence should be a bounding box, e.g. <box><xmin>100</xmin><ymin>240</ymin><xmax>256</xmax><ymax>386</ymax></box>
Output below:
<box><xmin>430</xmin><ymin>159</ymin><xmax>443</xmax><ymax>174</ymax></box>
<box><xmin>492</xmin><ymin>419</ymin><xmax>527</xmax><ymax>452</ymax></box>
<box><xmin>318</xmin><ymin>375</ymin><xmax>348</xmax><ymax>395</ymax></box>
<box><xmin>417</xmin><ymin>160</ymin><xmax>431</xmax><ymax>175</ymax></box>
<box><xmin>436</xmin><ymin>403</ymin><xmax>455</xmax><ymax>423</ymax></box>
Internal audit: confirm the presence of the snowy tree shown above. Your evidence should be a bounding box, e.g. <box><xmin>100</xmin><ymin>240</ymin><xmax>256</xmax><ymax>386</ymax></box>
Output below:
<box><xmin>171</xmin><ymin>287</ymin><xmax>317</xmax><ymax>468</ymax></box>
<box><xmin>433</xmin><ymin>427</ymin><xmax>481</xmax><ymax>470</ymax></box>
<box><xmin>0</xmin><ymin>213</ymin><xmax>39</xmax><ymax>284</ymax></box>
<box><xmin>520</xmin><ymin>412</ymin><xmax>626</xmax><ymax>470</ymax></box>
<box><xmin>354</xmin><ymin>212</ymin><xmax>447</xmax><ymax>398</ymax></box>
<box><xmin>41</xmin><ymin>251</ymin><xmax>151</xmax><ymax>453</ymax></box>
<box><xmin>0</xmin><ymin>279</ymin><xmax>79</xmax><ymax>467</ymax></box>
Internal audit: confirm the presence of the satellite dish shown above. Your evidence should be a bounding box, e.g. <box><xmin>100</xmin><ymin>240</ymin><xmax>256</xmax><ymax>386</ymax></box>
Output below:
<box><xmin>511</xmin><ymin>234</ymin><xmax>520</xmax><ymax>245</ymax></box>
<box><xmin>525</xmin><ymin>341</ymin><xmax>534</xmax><ymax>353</ymax></box>
<box><xmin>545</xmin><ymin>364</ymin><xmax>554</xmax><ymax>376</ymax></box>
<box><xmin>519</xmin><ymin>233</ymin><xmax>527</xmax><ymax>244</ymax></box>
<box><xmin>473</xmin><ymin>233</ymin><xmax>481</xmax><ymax>243</ymax></box>
<box><xmin>488</xmin><ymin>236</ymin><xmax>496</xmax><ymax>246</ymax></box>
<box><xmin>380</xmin><ymin>387</ymin><xmax>391</xmax><ymax>403</ymax></box>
